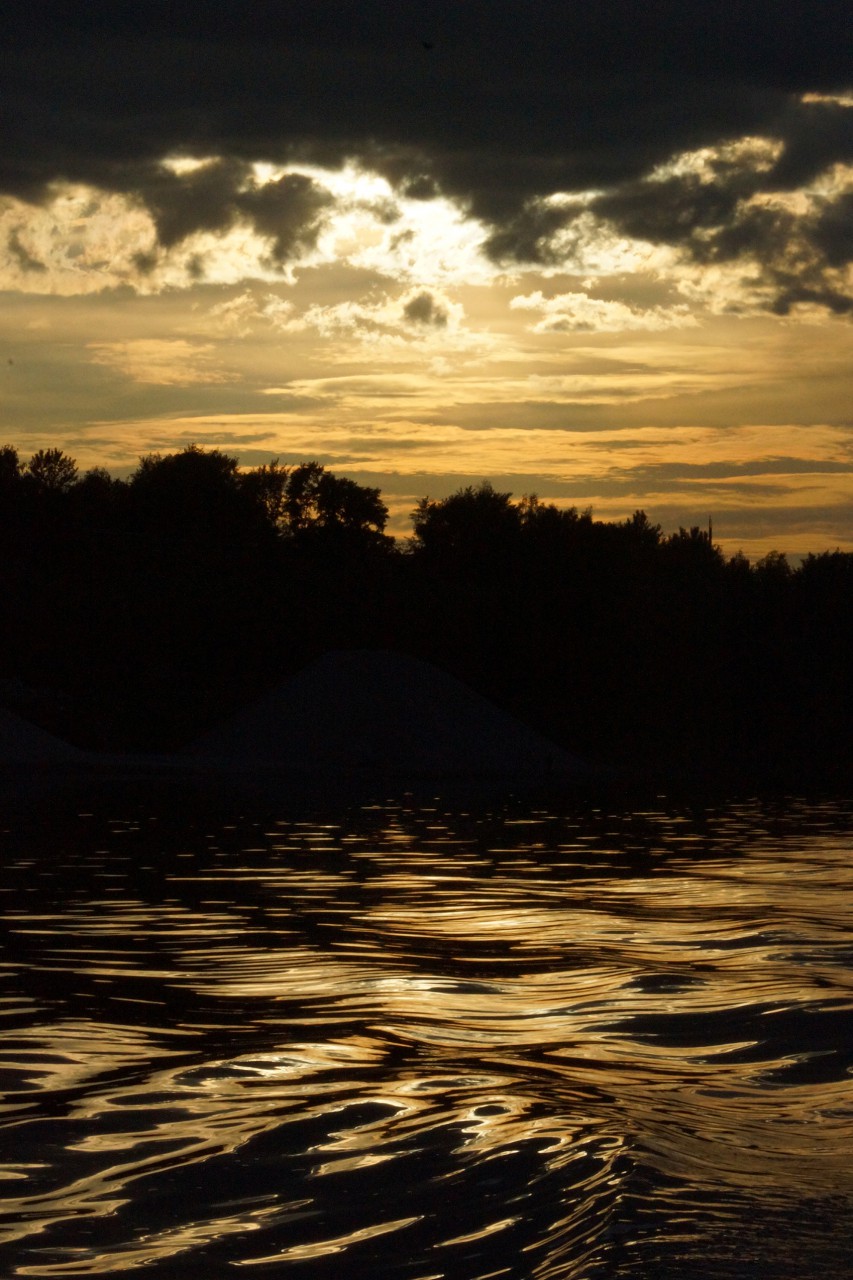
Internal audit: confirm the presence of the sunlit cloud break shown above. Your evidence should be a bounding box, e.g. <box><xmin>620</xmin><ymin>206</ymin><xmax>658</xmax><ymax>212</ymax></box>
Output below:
<box><xmin>510</xmin><ymin>291</ymin><xmax>696</xmax><ymax>333</ymax></box>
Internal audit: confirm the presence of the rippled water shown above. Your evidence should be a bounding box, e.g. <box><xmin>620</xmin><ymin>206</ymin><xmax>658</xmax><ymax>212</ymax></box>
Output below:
<box><xmin>2</xmin><ymin>793</ymin><xmax>853</xmax><ymax>1278</ymax></box>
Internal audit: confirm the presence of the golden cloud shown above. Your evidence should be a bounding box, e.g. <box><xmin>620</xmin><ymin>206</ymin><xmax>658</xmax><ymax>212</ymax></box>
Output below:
<box><xmin>87</xmin><ymin>340</ymin><xmax>239</xmax><ymax>386</ymax></box>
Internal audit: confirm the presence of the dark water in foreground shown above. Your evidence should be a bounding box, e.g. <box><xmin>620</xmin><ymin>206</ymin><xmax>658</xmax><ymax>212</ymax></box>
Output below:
<box><xmin>1</xmin><ymin>794</ymin><xmax>853</xmax><ymax>1279</ymax></box>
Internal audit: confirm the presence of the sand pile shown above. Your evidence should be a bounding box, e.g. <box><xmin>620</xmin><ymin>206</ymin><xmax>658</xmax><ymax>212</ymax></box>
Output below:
<box><xmin>0</xmin><ymin>707</ymin><xmax>86</xmax><ymax>765</ymax></box>
<box><xmin>187</xmin><ymin>650</ymin><xmax>581</xmax><ymax>778</ymax></box>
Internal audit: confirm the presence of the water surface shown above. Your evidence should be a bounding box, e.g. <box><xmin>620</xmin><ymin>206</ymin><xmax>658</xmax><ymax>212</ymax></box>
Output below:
<box><xmin>1</xmin><ymin>794</ymin><xmax>852</xmax><ymax>1278</ymax></box>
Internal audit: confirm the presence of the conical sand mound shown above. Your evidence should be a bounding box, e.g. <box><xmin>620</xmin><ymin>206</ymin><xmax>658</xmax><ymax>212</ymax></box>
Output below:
<box><xmin>0</xmin><ymin>707</ymin><xmax>85</xmax><ymax>764</ymax></box>
<box><xmin>187</xmin><ymin>650</ymin><xmax>582</xmax><ymax>778</ymax></box>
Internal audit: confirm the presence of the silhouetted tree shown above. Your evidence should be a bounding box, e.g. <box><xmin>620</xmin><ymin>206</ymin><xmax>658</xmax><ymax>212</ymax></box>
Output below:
<box><xmin>25</xmin><ymin>448</ymin><xmax>78</xmax><ymax>492</ymax></box>
<box><xmin>127</xmin><ymin>442</ymin><xmax>269</xmax><ymax>561</ymax></box>
<box><xmin>0</xmin><ymin>434</ymin><xmax>850</xmax><ymax>776</ymax></box>
<box><xmin>754</xmin><ymin>549</ymin><xmax>792</xmax><ymax>582</ymax></box>
<box><xmin>792</xmin><ymin>550</ymin><xmax>853</xmax><ymax>751</ymax></box>
<box><xmin>0</xmin><ymin>444</ymin><xmax>22</xmax><ymax>491</ymax></box>
<box><xmin>240</xmin><ymin>458</ymin><xmax>291</xmax><ymax>528</ymax></box>
<box><xmin>281</xmin><ymin>462</ymin><xmax>391</xmax><ymax>549</ymax></box>
<box><xmin>662</xmin><ymin>524</ymin><xmax>725</xmax><ymax>570</ymax></box>
<box><xmin>76</xmin><ymin>465</ymin><xmax>123</xmax><ymax>495</ymax></box>
<box><xmin>516</xmin><ymin>494</ymin><xmax>589</xmax><ymax>552</ymax></box>
<box><xmin>410</xmin><ymin>482</ymin><xmax>520</xmax><ymax>560</ymax></box>
<box><xmin>622</xmin><ymin>509</ymin><xmax>662</xmax><ymax>549</ymax></box>
<box><xmin>131</xmin><ymin>444</ymin><xmax>243</xmax><ymax>510</ymax></box>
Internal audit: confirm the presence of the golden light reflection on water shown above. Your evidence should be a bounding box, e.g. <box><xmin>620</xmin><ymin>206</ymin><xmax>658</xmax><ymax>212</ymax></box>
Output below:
<box><xmin>1</xmin><ymin>798</ymin><xmax>853</xmax><ymax>1277</ymax></box>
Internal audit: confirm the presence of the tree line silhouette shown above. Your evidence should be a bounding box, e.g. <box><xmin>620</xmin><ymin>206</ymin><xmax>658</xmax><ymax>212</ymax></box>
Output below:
<box><xmin>1</xmin><ymin>442</ymin><xmax>851</xmax><ymax>780</ymax></box>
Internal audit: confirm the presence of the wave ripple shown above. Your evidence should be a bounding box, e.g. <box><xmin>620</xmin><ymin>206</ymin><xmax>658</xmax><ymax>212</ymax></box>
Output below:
<box><xmin>1</xmin><ymin>796</ymin><xmax>853</xmax><ymax>1277</ymax></box>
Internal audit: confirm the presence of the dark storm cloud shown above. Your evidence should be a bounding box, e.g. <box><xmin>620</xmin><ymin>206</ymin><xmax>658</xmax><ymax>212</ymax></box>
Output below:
<box><xmin>485</xmin><ymin>200</ymin><xmax>583</xmax><ymax>267</ymax></box>
<box><xmin>812</xmin><ymin>193</ymin><xmax>853</xmax><ymax>267</ymax></box>
<box><xmin>592</xmin><ymin>175</ymin><xmax>755</xmax><ymax>249</ymax></box>
<box><xmin>765</xmin><ymin>95</ymin><xmax>853</xmax><ymax>190</ymax></box>
<box><xmin>7</xmin><ymin>230</ymin><xmax>47</xmax><ymax>273</ymax></box>
<box><xmin>563</xmin><ymin>112</ymin><xmax>853</xmax><ymax>313</ymax></box>
<box><xmin>136</xmin><ymin>159</ymin><xmax>251</xmax><ymax>249</ymax></box>
<box><xmin>402</xmin><ymin>291</ymin><xmax>448</xmax><ymax>327</ymax></box>
<box><xmin>4</xmin><ymin>1</ymin><xmax>853</xmax><ymax>287</ymax></box>
<box><xmin>237</xmin><ymin>174</ymin><xmax>335</xmax><ymax>262</ymax></box>
<box><xmin>125</xmin><ymin>159</ymin><xmax>334</xmax><ymax>262</ymax></box>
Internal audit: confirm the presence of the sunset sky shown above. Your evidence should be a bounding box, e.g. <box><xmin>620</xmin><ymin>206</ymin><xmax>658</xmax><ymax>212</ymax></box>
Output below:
<box><xmin>3</xmin><ymin>1</ymin><xmax>853</xmax><ymax>556</ymax></box>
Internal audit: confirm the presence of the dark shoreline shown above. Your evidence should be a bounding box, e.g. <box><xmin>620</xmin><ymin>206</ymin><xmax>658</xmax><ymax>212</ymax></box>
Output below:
<box><xmin>3</xmin><ymin>751</ymin><xmax>851</xmax><ymax>822</ymax></box>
